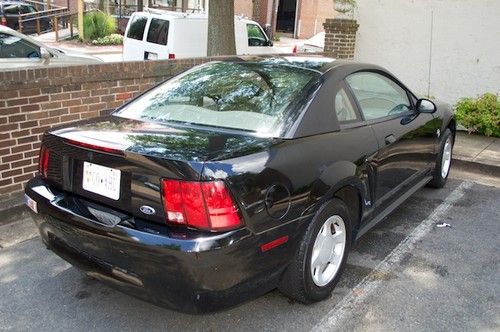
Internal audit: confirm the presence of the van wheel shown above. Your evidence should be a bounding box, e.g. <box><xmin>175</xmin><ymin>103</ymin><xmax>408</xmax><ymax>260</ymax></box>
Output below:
<box><xmin>428</xmin><ymin>128</ymin><xmax>453</xmax><ymax>188</ymax></box>
<box><xmin>278</xmin><ymin>198</ymin><xmax>351</xmax><ymax>303</ymax></box>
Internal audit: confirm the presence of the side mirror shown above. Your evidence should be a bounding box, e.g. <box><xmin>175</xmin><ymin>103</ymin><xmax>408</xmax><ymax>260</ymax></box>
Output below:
<box><xmin>416</xmin><ymin>98</ymin><xmax>436</xmax><ymax>113</ymax></box>
<box><xmin>40</xmin><ymin>47</ymin><xmax>51</xmax><ymax>62</ymax></box>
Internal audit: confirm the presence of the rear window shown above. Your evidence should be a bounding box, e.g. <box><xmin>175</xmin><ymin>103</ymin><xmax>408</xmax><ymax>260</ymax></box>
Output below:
<box><xmin>146</xmin><ymin>18</ymin><xmax>169</xmax><ymax>45</ymax></box>
<box><xmin>126</xmin><ymin>15</ymin><xmax>147</xmax><ymax>40</ymax></box>
<box><xmin>115</xmin><ymin>62</ymin><xmax>320</xmax><ymax>136</ymax></box>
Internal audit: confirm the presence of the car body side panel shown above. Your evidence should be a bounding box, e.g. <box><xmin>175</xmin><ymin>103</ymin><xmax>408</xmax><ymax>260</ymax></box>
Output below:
<box><xmin>202</xmin><ymin>126</ymin><xmax>378</xmax><ymax>235</ymax></box>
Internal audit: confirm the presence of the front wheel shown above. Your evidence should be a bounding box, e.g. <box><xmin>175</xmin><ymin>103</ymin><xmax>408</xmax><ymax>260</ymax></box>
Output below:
<box><xmin>428</xmin><ymin>128</ymin><xmax>453</xmax><ymax>188</ymax></box>
<box><xmin>278</xmin><ymin>198</ymin><xmax>351</xmax><ymax>303</ymax></box>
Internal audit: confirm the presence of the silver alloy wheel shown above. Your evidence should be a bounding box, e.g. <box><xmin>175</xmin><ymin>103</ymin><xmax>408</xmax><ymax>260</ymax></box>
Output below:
<box><xmin>441</xmin><ymin>137</ymin><xmax>452</xmax><ymax>178</ymax></box>
<box><xmin>310</xmin><ymin>215</ymin><xmax>347</xmax><ymax>287</ymax></box>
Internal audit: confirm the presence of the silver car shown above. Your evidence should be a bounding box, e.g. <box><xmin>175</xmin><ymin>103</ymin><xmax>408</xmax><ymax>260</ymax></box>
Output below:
<box><xmin>0</xmin><ymin>25</ymin><xmax>102</xmax><ymax>70</ymax></box>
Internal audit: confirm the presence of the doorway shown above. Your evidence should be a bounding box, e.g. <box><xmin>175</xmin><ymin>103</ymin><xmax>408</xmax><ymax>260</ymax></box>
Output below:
<box><xmin>276</xmin><ymin>0</ymin><xmax>297</xmax><ymax>36</ymax></box>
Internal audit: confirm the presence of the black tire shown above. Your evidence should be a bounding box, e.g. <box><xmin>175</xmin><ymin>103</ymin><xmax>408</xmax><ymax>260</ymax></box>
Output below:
<box><xmin>428</xmin><ymin>128</ymin><xmax>453</xmax><ymax>188</ymax></box>
<box><xmin>278</xmin><ymin>198</ymin><xmax>352</xmax><ymax>303</ymax></box>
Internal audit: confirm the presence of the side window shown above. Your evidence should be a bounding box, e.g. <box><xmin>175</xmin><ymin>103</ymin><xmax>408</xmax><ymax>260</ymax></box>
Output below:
<box><xmin>247</xmin><ymin>23</ymin><xmax>267</xmax><ymax>46</ymax></box>
<box><xmin>335</xmin><ymin>88</ymin><xmax>358</xmax><ymax>122</ymax></box>
<box><xmin>0</xmin><ymin>33</ymin><xmax>41</xmax><ymax>58</ymax></box>
<box><xmin>126</xmin><ymin>15</ymin><xmax>148</xmax><ymax>40</ymax></box>
<box><xmin>147</xmin><ymin>18</ymin><xmax>169</xmax><ymax>45</ymax></box>
<box><xmin>346</xmin><ymin>72</ymin><xmax>411</xmax><ymax>120</ymax></box>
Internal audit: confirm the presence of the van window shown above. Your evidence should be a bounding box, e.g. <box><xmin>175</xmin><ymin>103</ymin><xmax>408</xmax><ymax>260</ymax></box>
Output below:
<box><xmin>127</xmin><ymin>15</ymin><xmax>147</xmax><ymax>40</ymax></box>
<box><xmin>247</xmin><ymin>23</ymin><xmax>267</xmax><ymax>46</ymax></box>
<box><xmin>146</xmin><ymin>18</ymin><xmax>169</xmax><ymax>45</ymax></box>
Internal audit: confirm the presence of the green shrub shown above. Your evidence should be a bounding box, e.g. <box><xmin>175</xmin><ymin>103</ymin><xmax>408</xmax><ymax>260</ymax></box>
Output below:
<box><xmin>83</xmin><ymin>10</ymin><xmax>116</xmax><ymax>42</ymax></box>
<box><xmin>455</xmin><ymin>93</ymin><xmax>500</xmax><ymax>137</ymax></box>
<box><xmin>91</xmin><ymin>33</ymin><xmax>123</xmax><ymax>45</ymax></box>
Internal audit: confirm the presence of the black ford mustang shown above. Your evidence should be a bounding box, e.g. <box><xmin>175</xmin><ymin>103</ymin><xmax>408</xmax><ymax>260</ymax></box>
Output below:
<box><xmin>25</xmin><ymin>56</ymin><xmax>455</xmax><ymax>313</ymax></box>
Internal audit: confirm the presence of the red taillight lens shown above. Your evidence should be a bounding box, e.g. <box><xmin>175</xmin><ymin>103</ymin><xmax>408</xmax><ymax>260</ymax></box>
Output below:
<box><xmin>168</xmin><ymin>53</ymin><xmax>175</xmax><ymax>59</ymax></box>
<box><xmin>38</xmin><ymin>145</ymin><xmax>50</xmax><ymax>178</ymax></box>
<box><xmin>161</xmin><ymin>179</ymin><xmax>242</xmax><ymax>231</ymax></box>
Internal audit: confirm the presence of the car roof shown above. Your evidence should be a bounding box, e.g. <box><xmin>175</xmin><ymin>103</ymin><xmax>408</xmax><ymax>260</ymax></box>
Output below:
<box><xmin>205</xmin><ymin>55</ymin><xmax>382</xmax><ymax>76</ymax></box>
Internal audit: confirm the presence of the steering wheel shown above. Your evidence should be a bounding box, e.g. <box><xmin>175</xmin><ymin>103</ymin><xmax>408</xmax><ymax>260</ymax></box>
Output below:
<box><xmin>248</xmin><ymin>37</ymin><xmax>266</xmax><ymax>46</ymax></box>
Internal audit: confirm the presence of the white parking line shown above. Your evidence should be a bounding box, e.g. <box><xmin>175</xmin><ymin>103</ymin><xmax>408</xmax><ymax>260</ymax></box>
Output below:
<box><xmin>312</xmin><ymin>181</ymin><xmax>473</xmax><ymax>331</ymax></box>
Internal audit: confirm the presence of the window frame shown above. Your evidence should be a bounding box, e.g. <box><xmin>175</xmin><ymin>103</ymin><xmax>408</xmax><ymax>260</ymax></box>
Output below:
<box><xmin>333</xmin><ymin>81</ymin><xmax>364</xmax><ymax>129</ymax></box>
<box><xmin>344</xmin><ymin>70</ymin><xmax>417</xmax><ymax>125</ymax></box>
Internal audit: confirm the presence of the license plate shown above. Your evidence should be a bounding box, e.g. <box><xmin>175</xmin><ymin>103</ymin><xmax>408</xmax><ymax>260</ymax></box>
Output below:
<box><xmin>82</xmin><ymin>162</ymin><xmax>121</xmax><ymax>200</ymax></box>
<box><xmin>25</xmin><ymin>194</ymin><xmax>38</xmax><ymax>213</ymax></box>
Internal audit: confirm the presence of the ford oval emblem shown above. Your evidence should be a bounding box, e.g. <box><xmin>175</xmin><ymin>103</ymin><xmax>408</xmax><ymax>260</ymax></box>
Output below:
<box><xmin>140</xmin><ymin>205</ymin><xmax>156</xmax><ymax>215</ymax></box>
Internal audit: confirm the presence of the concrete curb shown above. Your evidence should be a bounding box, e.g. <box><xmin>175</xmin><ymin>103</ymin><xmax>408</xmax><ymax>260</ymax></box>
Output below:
<box><xmin>452</xmin><ymin>157</ymin><xmax>500</xmax><ymax>179</ymax></box>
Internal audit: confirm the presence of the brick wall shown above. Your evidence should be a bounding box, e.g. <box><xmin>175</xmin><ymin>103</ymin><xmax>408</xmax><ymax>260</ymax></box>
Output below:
<box><xmin>323</xmin><ymin>18</ymin><xmax>359</xmax><ymax>59</ymax></box>
<box><xmin>0</xmin><ymin>58</ymin><xmax>215</xmax><ymax>203</ymax></box>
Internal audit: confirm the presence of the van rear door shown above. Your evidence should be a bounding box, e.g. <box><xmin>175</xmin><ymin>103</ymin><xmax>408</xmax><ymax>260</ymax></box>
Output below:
<box><xmin>142</xmin><ymin>16</ymin><xmax>171</xmax><ymax>60</ymax></box>
<box><xmin>123</xmin><ymin>13</ymin><xmax>148</xmax><ymax>61</ymax></box>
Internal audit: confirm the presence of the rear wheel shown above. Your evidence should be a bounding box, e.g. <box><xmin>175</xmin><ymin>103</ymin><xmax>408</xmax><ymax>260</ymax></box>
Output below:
<box><xmin>278</xmin><ymin>198</ymin><xmax>351</xmax><ymax>303</ymax></box>
<box><xmin>428</xmin><ymin>128</ymin><xmax>453</xmax><ymax>188</ymax></box>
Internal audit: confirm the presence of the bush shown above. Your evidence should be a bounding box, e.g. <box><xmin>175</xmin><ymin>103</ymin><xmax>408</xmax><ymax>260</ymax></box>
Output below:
<box><xmin>455</xmin><ymin>93</ymin><xmax>500</xmax><ymax>137</ymax></box>
<box><xmin>83</xmin><ymin>10</ymin><xmax>116</xmax><ymax>42</ymax></box>
<box><xmin>91</xmin><ymin>33</ymin><xmax>123</xmax><ymax>45</ymax></box>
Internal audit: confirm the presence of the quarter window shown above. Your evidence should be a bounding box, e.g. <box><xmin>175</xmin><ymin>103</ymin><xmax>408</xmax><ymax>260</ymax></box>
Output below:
<box><xmin>147</xmin><ymin>18</ymin><xmax>169</xmax><ymax>45</ymax></box>
<box><xmin>346</xmin><ymin>72</ymin><xmax>411</xmax><ymax>120</ymax></box>
<box><xmin>335</xmin><ymin>88</ymin><xmax>358</xmax><ymax>122</ymax></box>
<box><xmin>127</xmin><ymin>15</ymin><xmax>147</xmax><ymax>40</ymax></box>
<box><xmin>0</xmin><ymin>33</ymin><xmax>40</xmax><ymax>58</ymax></box>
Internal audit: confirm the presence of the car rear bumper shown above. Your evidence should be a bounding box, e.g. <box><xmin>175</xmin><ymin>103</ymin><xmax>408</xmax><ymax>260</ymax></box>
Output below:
<box><xmin>25</xmin><ymin>177</ymin><xmax>292</xmax><ymax>313</ymax></box>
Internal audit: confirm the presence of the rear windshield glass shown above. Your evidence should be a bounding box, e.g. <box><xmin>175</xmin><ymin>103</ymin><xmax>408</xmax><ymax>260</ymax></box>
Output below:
<box><xmin>127</xmin><ymin>15</ymin><xmax>147</xmax><ymax>40</ymax></box>
<box><xmin>147</xmin><ymin>18</ymin><xmax>169</xmax><ymax>45</ymax></box>
<box><xmin>115</xmin><ymin>62</ymin><xmax>320</xmax><ymax>136</ymax></box>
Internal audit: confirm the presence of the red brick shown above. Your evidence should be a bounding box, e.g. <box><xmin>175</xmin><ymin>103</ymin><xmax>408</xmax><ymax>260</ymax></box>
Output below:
<box><xmin>27</xmin><ymin>111</ymin><xmax>49</xmax><ymax>120</ymax></box>
<box><xmin>0</xmin><ymin>179</ymin><xmax>13</xmax><ymax>187</ymax></box>
<box><xmin>0</xmin><ymin>183</ymin><xmax>22</xmax><ymax>195</ymax></box>
<box><xmin>7</xmin><ymin>98</ymin><xmax>29</xmax><ymax>107</ymax></box>
<box><xmin>8</xmin><ymin>114</ymin><xmax>26</xmax><ymax>123</ymax></box>
<box><xmin>0</xmin><ymin>139</ymin><xmax>15</xmax><ymax>148</ymax></box>
<box><xmin>21</xmin><ymin>104</ymin><xmax>40</xmax><ymax>112</ymax></box>
<box><xmin>13</xmin><ymin>174</ymin><xmax>33</xmax><ymax>183</ymax></box>
<box><xmin>19</xmin><ymin>88</ymin><xmax>41</xmax><ymax>97</ymax></box>
<box><xmin>11</xmin><ymin>143</ymin><xmax>32</xmax><ymax>154</ymax></box>
<box><xmin>116</xmin><ymin>92</ymin><xmax>133</xmax><ymax>100</ymax></box>
<box><xmin>23</xmin><ymin>165</ymin><xmax>38</xmax><ymax>173</ymax></box>
<box><xmin>11</xmin><ymin>129</ymin><xmax>30</xmax><ymax>138</ymax></box>
<box><xmin>23</xmin><ymin>150</ymin><xmax>38</xmax><ymax>158</ymax></box>
<box><xmin>2</xmin><ymin>168</ymin><xmax>22</xmax><ymax>177</ymax></box>
<box><xmin>17</xmin><ymin>136</ymin><xmax>37</xmax><ymax>144</ymax></box>
<box><xmin>0</xmin><ymin>106</ymin><xmax>20</xmax><ymax>115</ymax></box>
<box><xmin>11</xmin><ymin>159</ymin><xmax>32</xmax><ymax>169</ymax></box>
<box><xmin>0</xmin><ymin>124</ymin><xmax>18</xmax><ymax>133</ymax></box>
<box><xmin>29</xmin><ymin>95</ymin><xmax>50</xmax><ymax>104</ymax></box>
<box><xmin>20</xmin><ymin>121</ymin><xmax>38</xmax><ymax>129</ymax></box>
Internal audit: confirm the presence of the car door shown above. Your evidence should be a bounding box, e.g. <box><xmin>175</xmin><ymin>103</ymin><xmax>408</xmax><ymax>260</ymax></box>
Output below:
<box><xmin>345</xmin><ymin>71</ymin><xmax>438</xmax><ymax>210</ymax></box>
<box><xmin>239</xmin><ymin>22</ymin><xmax>274</xmax><ymax>55</ymax></box>
<box><xmin>0</xmin><ymin>31</ymin><xmax>44</xmax><ymax>68</ymax></box>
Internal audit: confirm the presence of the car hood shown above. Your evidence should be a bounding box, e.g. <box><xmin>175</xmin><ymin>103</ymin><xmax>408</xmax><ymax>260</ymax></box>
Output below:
<box><xmin>51</xmin><ymin>48</ymin><xmax>103</xmax><ymax>63</ymax></box>
<box><xmin>49</xmin><ymin>115</ymin><xmax>279</xmax><ymax>162</ymax></box>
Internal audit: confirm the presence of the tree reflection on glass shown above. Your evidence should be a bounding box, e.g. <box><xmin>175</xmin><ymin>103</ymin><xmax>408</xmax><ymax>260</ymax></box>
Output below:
<box><xmin>116</xmin><ymin>62</ymin><xmax>320</xmax><ymax>135</ymax></box>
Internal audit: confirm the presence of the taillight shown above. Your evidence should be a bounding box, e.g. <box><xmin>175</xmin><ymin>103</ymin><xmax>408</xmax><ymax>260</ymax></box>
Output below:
<box><xmin>168</xmin><ymin>53</ymin><xmax>175</xmax><ymax>59</ymax></box>
<box><xmin>38</xmin><ymin>145</ymin><xmax>50</xmax><ymax>178</ymax></box>
<box><xmin>161</xmin><ymin>179</ymin><xmax>243</xmax><ymax>231</ymax></box>
<box><xmin>292</xmin><ymin>45</ymin><xmax>297</xmax><ymax>53</ymax></box>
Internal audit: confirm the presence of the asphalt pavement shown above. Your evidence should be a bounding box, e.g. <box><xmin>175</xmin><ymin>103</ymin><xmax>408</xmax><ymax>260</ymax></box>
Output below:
<box><xmin>0</xmin><ymin>172</ymin><xmax>498</xmax><ymax>331</ymax></box>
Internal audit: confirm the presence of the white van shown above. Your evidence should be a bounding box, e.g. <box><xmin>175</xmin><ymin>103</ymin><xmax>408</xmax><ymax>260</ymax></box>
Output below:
<box><xmin>123</xmin><ymin>10</ymin><xmax>287</xmax><ymax>61</ymax></box>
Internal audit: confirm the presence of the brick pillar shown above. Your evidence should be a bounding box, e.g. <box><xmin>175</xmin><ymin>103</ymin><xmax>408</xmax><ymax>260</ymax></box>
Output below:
<box><xmin>323</xmin><ymin>18</ymin><xmax>359</xmax><ymax>59</ymax></box>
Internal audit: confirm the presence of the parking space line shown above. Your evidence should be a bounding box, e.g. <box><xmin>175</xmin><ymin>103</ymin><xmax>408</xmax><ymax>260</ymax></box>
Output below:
<box><xmin>312</xmin><ymin>181</ymin><xmax>473</xmax><ymax>331</ymax></box>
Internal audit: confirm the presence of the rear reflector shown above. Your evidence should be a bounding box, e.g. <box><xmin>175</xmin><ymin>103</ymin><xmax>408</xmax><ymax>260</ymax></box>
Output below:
<box><xmin>260</xmin><ymin>236</ymin><xmax>289</xmax><ymax>252</ymax></box>
<box><xmin>66</xmin><ymin>139</ymin><xmax>124</xmax><ymax>155</ymax></box>
<box><xmin>168</xmin><ymin>53</ymin><xmax>175</xmax><ymax>59</ymax></box>
<box><xmin>161</xmin><ymin>179</ymin><xmax>242</xmax><ymax>231</ymax></box>
<box><xmin>38</xmin><ymin>145</ymin><xmax>50</xmax><ymax>178</ymax></box>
